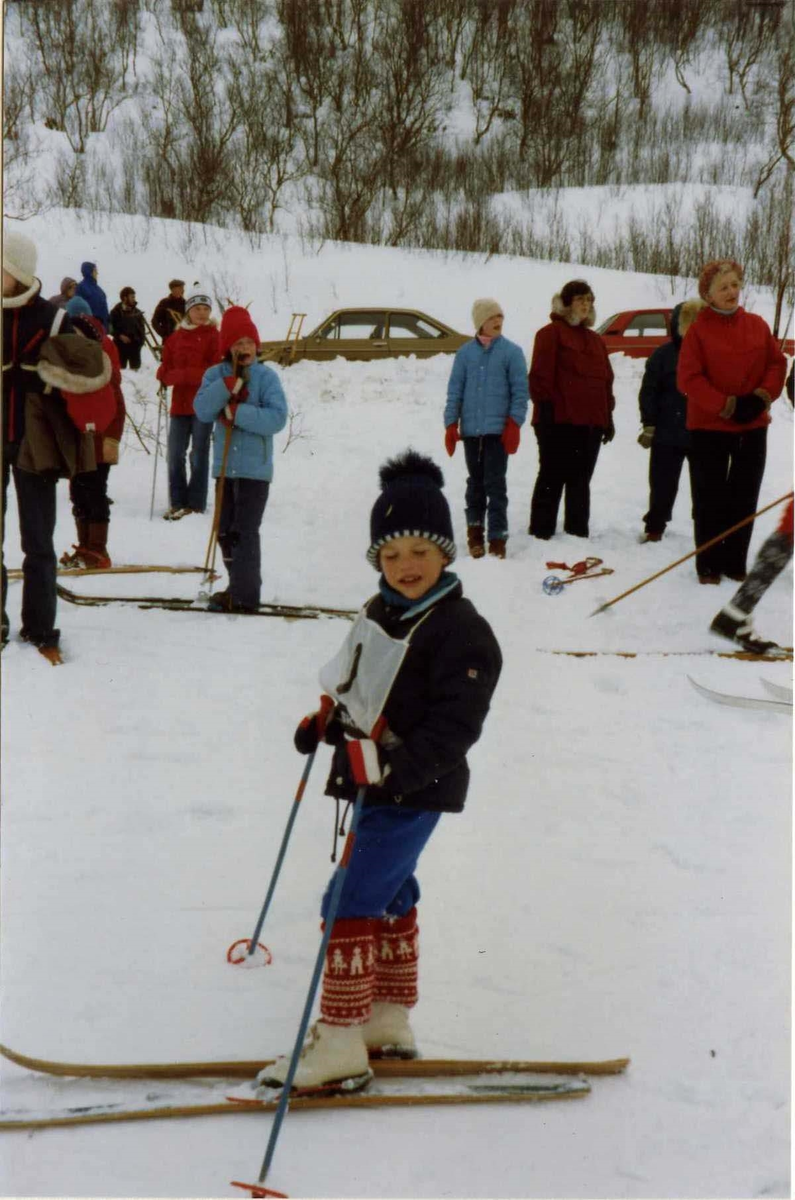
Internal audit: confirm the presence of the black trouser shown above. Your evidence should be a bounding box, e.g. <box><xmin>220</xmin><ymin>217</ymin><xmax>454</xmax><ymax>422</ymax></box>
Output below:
<box><xmin>115</xmin><ymin>340</ymin><xmax>142</xmax><ymax>370</ymax></box>
<box><xmin>2</xmin><ymin>459</ymin><xmax>59</xmax><ymax>646</ymax></box>
<box><xmin>689</xmin><ymin>427</ymin><xmax>767</xmax><ymax>578</ymax></box>
<box><xmin>644</xmin><ymin>444</ymin><xmax>692</xmax><ymax>535</ymax></box>
<box><xmin>529</xmin><ymin>424</ymin><xmax>603</xmax><ymax>539</ymax></box>
<box><xmin>70</xmin><ymin>464</ymin><xmax>111</xmax><ymax>523</ymax></box>
<box><xmin>217</xmin><ymin>477</ymin><xmax>270</xmax><ymax>609</ymax></box>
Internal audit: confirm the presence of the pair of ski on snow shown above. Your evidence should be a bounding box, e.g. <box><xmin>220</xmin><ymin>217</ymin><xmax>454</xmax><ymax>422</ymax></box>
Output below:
<box><xmin>0</xmin><ymin>1043</ymin><xmax>630</xmax><ymax>1129</ymax></box>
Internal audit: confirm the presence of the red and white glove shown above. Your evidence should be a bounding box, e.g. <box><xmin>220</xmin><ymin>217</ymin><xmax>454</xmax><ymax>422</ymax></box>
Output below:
<box><xmin>346</xmin><ymin>738</ymin><xmax>386</xmax><ymax>786</ymax></box>
<box><xmin>294</xmin><ymin>694</ymin><xmax>335</xmax><ymax>755</ymax></box>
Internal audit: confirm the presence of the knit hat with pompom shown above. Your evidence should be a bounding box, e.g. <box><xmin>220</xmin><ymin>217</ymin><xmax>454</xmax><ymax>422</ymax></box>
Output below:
<box><xmin>367</xmin><ymin>450</ymin><xmax>456</xmax><ymax>568</ymax></box>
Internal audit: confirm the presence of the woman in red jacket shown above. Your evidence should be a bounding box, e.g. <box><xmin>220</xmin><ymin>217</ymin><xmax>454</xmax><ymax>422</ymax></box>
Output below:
<box><xmin>528</xmin><ymin>280</ymin><xmax>615</xmax><ymax>540</ymax></box>
<box><xmin>676</xmin><ymin>259</ymin><xmax>787</xmax><ymax>583</ymax></box>
<box><xmin>156</xmin><ymin>286</ymin><xmax>221</xmax><ymax>520</ymax></box>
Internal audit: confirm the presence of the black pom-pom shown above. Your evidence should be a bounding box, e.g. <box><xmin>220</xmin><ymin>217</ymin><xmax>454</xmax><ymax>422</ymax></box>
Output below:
<box><xmin>378</xmin><ymin>449</ymin><xmax>444</xmax><ymax>491</ymax></box>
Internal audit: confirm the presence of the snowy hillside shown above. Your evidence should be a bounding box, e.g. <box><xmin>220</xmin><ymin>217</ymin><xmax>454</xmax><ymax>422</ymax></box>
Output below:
<box><xmin>0</xmin><ymin>212</ymin><xmax>792</xmax><ymax>1199</ymax></box>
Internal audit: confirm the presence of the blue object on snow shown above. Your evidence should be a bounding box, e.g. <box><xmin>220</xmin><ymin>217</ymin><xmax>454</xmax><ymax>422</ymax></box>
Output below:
<box><xmin>542</xmin><ymin>574</ymin><xmax>565</xmax><ymax>595</ymax></box>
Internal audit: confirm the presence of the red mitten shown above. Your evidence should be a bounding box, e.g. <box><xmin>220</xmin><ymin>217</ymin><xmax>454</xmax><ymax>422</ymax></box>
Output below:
<box><xmin>501</xmin><ymin>418</ymin><xmax>521</xmax><ymax>455</ymax></box>
<box><xmin>223</xmin><ymin>375</ymin><xmax>246</xmax><ymax>396</ymax></box>
<box><xmin>346</xmin><ymin>739</ymin><xmax>385</xmax><ymax>786</ymax></box>
<box><xmin>444</xmin><ymin>423</ymin><xmax>460</xmax><ymax>457</ymax></box>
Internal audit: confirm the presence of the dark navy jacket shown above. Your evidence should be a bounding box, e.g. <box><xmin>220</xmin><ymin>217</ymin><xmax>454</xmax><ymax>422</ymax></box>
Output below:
<box><xmin>76</xmin><ymin>263</ymin><xmax>110</xmax><ymax>331</ymax></box>
<box><xmin>638</xmin><ymin>303</ymin><xmax>692</xmax><ymax>450</ymax></box>
<box><xmin>325</xmin><ymin>582</ymin><xmax>502</xmax><ymax>812</ymax></box>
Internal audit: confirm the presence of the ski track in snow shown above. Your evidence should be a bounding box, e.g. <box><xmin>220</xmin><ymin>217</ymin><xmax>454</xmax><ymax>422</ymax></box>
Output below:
<box><xmin>0</xmin><ymin>210</ymin><xmax>792</xmax><ymax>1200</ymax></box>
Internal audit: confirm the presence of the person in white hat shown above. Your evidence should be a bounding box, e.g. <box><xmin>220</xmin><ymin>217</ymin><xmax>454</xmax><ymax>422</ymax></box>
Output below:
<box><xmin>2</xmin><ymin>227</ymin><xmax>78</xmax><ymax>663</ymax></box>
<box><xmin>443</xmin><ymin>298</ymin><xmax>528</xmax><ymax>559</ymax></box>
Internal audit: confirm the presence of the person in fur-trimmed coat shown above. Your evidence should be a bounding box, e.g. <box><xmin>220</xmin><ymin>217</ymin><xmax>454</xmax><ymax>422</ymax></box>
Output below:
<box><xmin>58</xmin><ymin>313</ymin><xmax>126</xmax><ymax>570</ymax></box>
<box><xmin>156</xmin><ymin>287</ymin><xmax>221</xmax><ymax>519</ymax></box>
<box><xmin>528</xmin><ymin>280</ymin><xmax>615</xmax><ymax>540</ymax></box>
<box><xmin>636</xmin><ymin>299</ymin><xmax>703</xmax><ymax>542</ymax></box>
<box><xmin>676</xmin><ymin>259</ymin><xmax>786</xmax><ymax>583</ymax></box>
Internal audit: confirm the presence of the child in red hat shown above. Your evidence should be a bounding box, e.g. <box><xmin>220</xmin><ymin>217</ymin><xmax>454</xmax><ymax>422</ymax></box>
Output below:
<box><xmin>194</xmin><ymin>307</ymin><xmax>287</xmax><ymax>612</ymax></box>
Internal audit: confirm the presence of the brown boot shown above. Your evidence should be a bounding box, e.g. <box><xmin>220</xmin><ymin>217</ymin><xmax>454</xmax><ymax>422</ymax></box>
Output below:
<box><xmin>467</xmin><ymin>525</ymin><xmax>485</xmax><ymax>559</ymax></box>
<box><xmin>488</xmin><ymin>538</ymin><xmax>507</xmax><ymax>559</ymax></box>
<box><xmin>84</xmin><ymin>522</ymin><xmax>111</xmax><ymax>569</ymax></box>
<box><xmin>60</xmin><ymin>518</ymin><xmax>91</xmax><ymax>567</ymax></box>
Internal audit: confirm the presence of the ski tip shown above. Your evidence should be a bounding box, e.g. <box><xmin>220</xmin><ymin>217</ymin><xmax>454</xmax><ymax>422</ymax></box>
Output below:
<box><xmin>231</xmin><ymin>1181</ymin><xmax>288</xmax><ymax>1198</ymax></box>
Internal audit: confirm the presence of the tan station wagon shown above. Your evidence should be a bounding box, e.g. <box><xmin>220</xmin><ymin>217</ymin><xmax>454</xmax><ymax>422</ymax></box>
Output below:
<box><xmin>259</xmin><ymin>308</ymin><xmax>469</xmax><ymax>365</ymax></box>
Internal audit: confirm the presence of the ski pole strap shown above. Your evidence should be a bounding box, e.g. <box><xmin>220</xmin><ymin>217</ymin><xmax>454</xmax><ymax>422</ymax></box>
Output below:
<box><xmin>546</xmin><ymin>558</ymin><xmax>602</xmax><ymax>575</ymax></box>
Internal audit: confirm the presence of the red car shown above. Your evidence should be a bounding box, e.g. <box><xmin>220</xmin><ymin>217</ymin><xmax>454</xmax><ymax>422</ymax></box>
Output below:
<box><xmin>597</xmin><ymin>309</ymin><xmax>673</xmax><ymax>358</ymax></box>
<box><xmin>599</xmin><ymin>307</ymin><xmax>794</xmax><ymax>360</ymax></box>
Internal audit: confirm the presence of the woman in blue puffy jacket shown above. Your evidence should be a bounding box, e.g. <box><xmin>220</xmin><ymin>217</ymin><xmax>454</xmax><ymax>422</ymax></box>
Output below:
<box><xmin>194</xmin><ymin>306</ymin><xmax>287</xmax><ymax>612</ymax></box>
<box><xmin>443</xmin><ymin>299</ymin><xmax>528</xmax><ymax>559</ymax></box>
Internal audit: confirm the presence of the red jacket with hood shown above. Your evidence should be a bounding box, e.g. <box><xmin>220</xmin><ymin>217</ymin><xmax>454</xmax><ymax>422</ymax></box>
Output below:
<box><xmin>157</xmin><ymin>319</ymin><xmax>221</xmax><ymax>416</ymax></box>
<box><xmin>529</xmin><ymin>308</ymin><xmax>614</xmax><ymax>428</ymax></box>
<box><xmin>676</xmin><ymin>305</ymin><xmax>786</xmax><ymax>433</ymax></box>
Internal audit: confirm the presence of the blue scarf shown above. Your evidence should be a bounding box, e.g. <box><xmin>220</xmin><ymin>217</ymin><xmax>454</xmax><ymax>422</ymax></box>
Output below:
<box><xmin>378</xmin><ymin>570</ymin><xmax>460</xmax><ymax>619</ymax></box>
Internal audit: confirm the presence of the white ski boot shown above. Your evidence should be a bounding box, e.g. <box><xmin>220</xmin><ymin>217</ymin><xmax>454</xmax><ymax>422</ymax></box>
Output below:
<box><xmin>257</xmin><ymin>1021</ymin><xmax>372</xmax><ymax>1093</ymax></box>
<box><xmin>361</xmin><ymin>1002</ymin><xmax>417</xmax><ymax>1059</ymax></box>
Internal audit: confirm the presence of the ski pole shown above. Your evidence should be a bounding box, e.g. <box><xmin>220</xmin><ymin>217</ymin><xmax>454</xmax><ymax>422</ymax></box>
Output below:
<box><xmin>239</xmin><ymin>786</ymin><xmax>368</xmax><ymax>1198</ymax></box>
<box><xmin>227</xmin><ymin>750</ymin><xmax>318</xmax><ymax>965</ymax></box>
<box><xmin>148</xmin><ymin>386</ymin><xmax>167</xmax><ymax>520</ymax></box>
<box><xmin>203</xmin><ymin>420</ymin><xmax>234</xmax><ymax>582</ymax></box>
<box><xmin>591</xmin><ymin>491</ymin><xmax>793</xmax><ymax>616</ymax></box>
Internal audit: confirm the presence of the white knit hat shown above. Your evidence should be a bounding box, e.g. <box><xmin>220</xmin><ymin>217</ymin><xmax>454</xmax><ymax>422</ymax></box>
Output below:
<box><xmin>3</xmin><ymin>229</ymin><xmax>37</xmax><ymax>287</ymax></box>
<box><xmin>186</xmin><ymin>283</ymin><xmax>212</xmax><ymax>312</ymax></box>
<box><xmin>472</xmin><ymin>297</ymin><xmax>504</xmax><ymax>331</ymax></box>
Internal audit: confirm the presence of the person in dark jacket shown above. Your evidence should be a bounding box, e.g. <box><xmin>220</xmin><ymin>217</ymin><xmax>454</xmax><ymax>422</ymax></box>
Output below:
<box><xmin>528</xmin><ymin>280</ymin><xmax>615</xmax><ymax>540</ymax></box>
<box><xmin>2</xmin><ymin>229</ymin><xmax>77</xmax><ymax>661</ymax></box>
<box><xmin>109</xmin><ymin>287</ymin><xmax>146</xmax><ymax>370</ymax></box>
<box><xmin>636</xmin><ymin>299</ymin><xmax>703</xmax><ymax>541</ymax></box>
<box><xmin>263</xmin><ymin>451</ymin><xmax>502</xmax><ymax>1093</ymax></box>
<box><xmin>75</xmin><ymin>261</ymin><xmax>110</xmax><ymax>331</ymax></box>
<box><xmin>677</xmin><ymin>258</ymin><xmax>786</xmax><ymax>583</ymax></box>
<box><xmin>47</xmin><ymin>277</ymin><xmax>77</xmax><ymax>309</ymax></box>
<box><xmin>152</xmin><ymin>279</ymin><xmax>186</xmax><ymax>342</ymax></box>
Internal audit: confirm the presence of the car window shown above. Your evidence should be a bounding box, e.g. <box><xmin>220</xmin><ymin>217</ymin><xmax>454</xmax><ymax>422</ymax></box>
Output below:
<box><xmin>596</xmin><ymin>314</ymin><xmax>620</xmax><ymax>334</ymax></box>
<box><xmin>388</xmin><ymin>314</ymin><xmax>445</xmax><ymax>339</ymax></box>
<box><xmin>317</xmin><ymin>311</ymin><xmax>387</xmax><ymax>340</ymax></box>
<box><xmin>624</xmin><ymin>313</ymin><xmax>668</xmax><ymax>337</ymax></box>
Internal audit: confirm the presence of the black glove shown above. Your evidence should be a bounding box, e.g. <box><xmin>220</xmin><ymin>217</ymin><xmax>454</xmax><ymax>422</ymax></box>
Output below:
<box><xmin>732</xmin><ymin>393</ymin><xmax>766</xmax><ymax>424</ymax></box>
<box><xmin>535</xmin><ymin>401</ymin><xmax>554</xmax><ymax>426</ymax></box>
<box><xmin>602</xmin><ymin>416</ymin><xmax>615</xmax><ymax>444</ymax></box>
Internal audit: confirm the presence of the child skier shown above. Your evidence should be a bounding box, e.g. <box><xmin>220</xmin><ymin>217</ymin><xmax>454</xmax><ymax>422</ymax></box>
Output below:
<box><xmin>444</xmin><ymin>299</ymin><xmax>528</xmax><ymax>559</ymax></box>
<box><xmin>263</xmin><ymin>451</ymin><xmax>503</xmax><ymax>1091</ymax></box>
<box><xmin>193</xmin><ymin>306</ymin><xmax>287</xmax><ymax>613</ymax></box>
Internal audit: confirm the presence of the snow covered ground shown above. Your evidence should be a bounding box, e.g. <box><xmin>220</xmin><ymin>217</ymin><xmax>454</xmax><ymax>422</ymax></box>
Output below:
<box><xmin>0</xmin><ymin>213</ymin><xmax>792</xmax><ymax>1199</ymax></box>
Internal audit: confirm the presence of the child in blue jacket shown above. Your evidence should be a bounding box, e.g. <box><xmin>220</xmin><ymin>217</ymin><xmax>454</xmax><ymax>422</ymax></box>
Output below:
<box><xmin>444</xmin><ymin>298</ymin><xmax>528</xmax><ymax>558</ymax></box>
<box><xmin>193</xmin><ymin>306</ymin><xmax>287</xmax><ymax>612</ymax></box>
